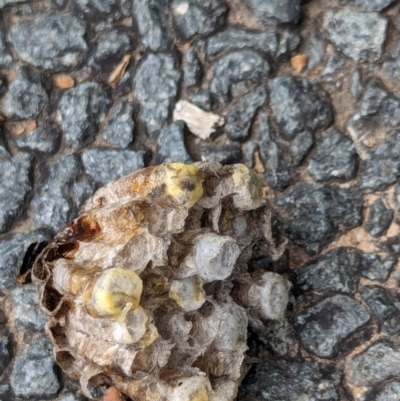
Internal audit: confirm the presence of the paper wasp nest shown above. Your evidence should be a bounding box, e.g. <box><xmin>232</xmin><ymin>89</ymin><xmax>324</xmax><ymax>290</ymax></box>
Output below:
<box><xmin>32</xmin><ymin>162</ymin><xmax>290</xmax><ymax>401</ymax></box>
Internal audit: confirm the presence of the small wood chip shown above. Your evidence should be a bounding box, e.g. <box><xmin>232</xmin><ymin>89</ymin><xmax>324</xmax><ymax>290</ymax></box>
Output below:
<box><xmin>291</xmin><ymin>54</ymin><xmax>308</xmax><ymax>73</ymax></box>
<box><xmin>8</xmin><ymin>120</ymin><xmax>37</xmax><ymax>136</ymax></box>
<box><xmin>253</xmin><ymin>151</ymin><xmax>265</xmax><ymax>173</ymax></box>
<box><xmin>173</xmin><ymin>100</ymin><xmax>224</xmax><ymax>140</ymax></box>
<box><xmin>108</xmin><ymin>55</ymin><xmax>131</xmax><ymax>87</ymax></box>
<box><xmin>103</xmin><ymin>387</ymin><xmax>125</xmax><ymax>401</ymax></box>
<box><xmin>54</xmin><ymin>74</ymin><xmax>75</xmax><ymax>89</ymax></box>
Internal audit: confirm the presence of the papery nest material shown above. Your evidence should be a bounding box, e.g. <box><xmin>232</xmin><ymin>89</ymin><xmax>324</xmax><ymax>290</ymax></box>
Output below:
<box><xmin>32</xmin><ymin>161</ymin><xmax>290</xmax><ymax>401</ymax></box>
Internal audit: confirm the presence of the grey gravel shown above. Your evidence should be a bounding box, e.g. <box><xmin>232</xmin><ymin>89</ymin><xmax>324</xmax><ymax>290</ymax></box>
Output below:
<box><xmin>351</xmin><ymin>69</ymin><xmax>364</xmax><ymax>99</ymax></box>
<box><xmin>278</xmin><ymin>184</ymin><xmax>362</xmax><ymax>254</ymax></box>
<box><xmin>200</xmin><ymin>142</ymin><xmax>242</xmax><ymax>164</ymax></box>
<box><xmin>321</xmin><ymin>51</ymin><xmax>346</xmax><ymax>82</ymax></box>
<box><xmin>324</xmin><ymin>9</ymin><xmax>388</xmax><ymax>62</ymax></box>
<box><xmin>340</xmin><ymin>0</ymin><xmax>396</xmax><ymax>11</ymax></box>
<box><xmin>261</xmin><ymin>318</ymin><xmax>296</xmax><ymax>356</ymax></box>
<box><xmin>0</xmin><ymin>154</ymin><xmax>32</xmax><ymax>233</ymax></box>
<box><xmin>360</xmin><ymin>286</ymin><xmax>400</xmax><ymax>335</ymax></box>
<box><xmin>206</xmin><ymin>28</ymin><xmax>278</xmax><ymax>58</ymax></box>
<box><xmin>382</xmin><ymin>41</ymin><xmax>400</xmax><ymax>82</ymax></box>
<box><xmin>296</xmin><ymin>247</ymin><xmax>360</xmax><ymax>293</ymax></box>
<box><xmin>75</xmin><ymin>0</ymin><xmax>117</xmax><ymax>14</ymax></box>
<box><xmin>0</xmin><ymin>336</ymin><xmax>10</xmax><ymax>375</ymax></box>
<box><xmin>8</xmin><ymin>14</ymin><xmax>87</xmax><ymax>71</ymax></box>
<box><xmin>132</xmin><ymin>0</ymin><xmax>171</xmax><ymax>51</ymax></box>
<box><xmin>240</xmin><ymin>362</ymin><xmax>341</xmax><ymax>401</ymax></box>
<box><xmin>11</xmin><ymin>285</ymin><xmax>46</xmax><ymax>331</ymax></box>
<box><xmin>360</xmin><ymin>131</ymin><xmax>400</xmax><ymax>190</ymax></box>
<box><xmin>296</xmin><ymin>295</ymin><xmax>370</xmax><ymax>358</ymax></box>
<box><xmin>171</xmin><ymin>0</ymin><xmax>228</xmax><ymax>40</ymax></box>
<box><xmin>376</xmin><ymin>381</ymin><xmax>400</xmax><ymax>401</ymax></box>
<box><xmin>0</xmin><ymin>31</ymin><xmax>12</xmax><ymax>67</ymax></box>
<box><xmin>95</xmin><ymin>30</ymin><xmax>132</xmax><ymax>61</ymax></box>
<box><xmin>257</xmin><ymin>113</ymin><xmax>290</xmax><ymax>188</ymax></box>
<box><xmin>82</xmin><ymin>148</ymin><xmax>145</xmax><ymax>185</ymax></box>
<box><xmin>359</xmin><ymin>253</ymin><xmax>396</xmax><ymax>281</ymax></box>
<box><xmin>308</xmin><ymin>128</ymin><xmax>357</xmax><ymax>181</ymax></box>
<box><xmin>156</xmin><ymin>121</ymin><xmax>193</xmax><ymax>164</ymax></box>
<box><xmin>269</xmin><ymin>76</ymin><xmax>332</xmax><ymax>140</ymax></box>
<box><xmin>102</xmin><ymin>100</ymin><xmax>134</xmax><ymax>148</ymax></box>
<box><xmin>347</xmin><ymin>342</ymin><xmax>400</xmax><ymax>388</ymax></box>
<box><xmin>183</xmin><ymin>48</ymin><xmax>202</xmax><ymax>90</ymax></box>
<box><xmin>364</xmin><ymin>198</ymin><xmax>393</xmax><ymax>237</ymax></box>
<box><xmin>2</xmin><ymin>67</ymin><xmax>48</xmax><ymax>120</ymax></box>
<box><xmin>289</xmin><ymin>130</ymin><xmax>313</xmax><ymax>166</ymax></box>
<box><xmin>306</xmin><ymin>26</ymin><xmax>325</xmax><ymax>72</ymax></box>
<box><xmin>134</xmin><ymin>54</ymin><xmax>180</xmax><ymax>137</ymax></box>
<box><xmin>276</xmin><ymin>30</ymin><xmax>302</xmax><ymax>62</ymax></box>
<box><xmin>0</xmin><ymin>231</ymin><xmax>48</xmax><ymax>290</ymax></box>
<box><xmin>10</xmin><ymin>337</ymin><xmax>60</xmax><ymax>399</ymax></box>
<box><xmin>14</xmin><ymin>126</ymin><xmax>60</xmax><ymax>155</ymax></box>
<box><xmin>31</xmin><ymin>154</ymin><xmax>81</xmax><ymax>232</ymax></box>
<box><xmin>210</xmin><ymin>51</ymin><xmax>270</xmax><ymax>104</ymax></box>
<box><xmin>225</xmin><ymin>87</ymin><xmax>267</xmax><ymax>141</ymax></box>
<box><xmin>188</xmin><ymin>90</ymin><xmax>212</xmax><ymax>110</ymax></box>
<box><xmin>73</xmin><ymin>178</ymin><xmax>96</xmax><ymax>207</ymax></box>
<box><xmin>58</xmin><ymin>82</ymin><xmax>111</xmax><ymax>148</ymax></box>
<box><xmin>245</xmin><ymin>0</ymin><xmax>301</xmax><ymax>26</ymax></box>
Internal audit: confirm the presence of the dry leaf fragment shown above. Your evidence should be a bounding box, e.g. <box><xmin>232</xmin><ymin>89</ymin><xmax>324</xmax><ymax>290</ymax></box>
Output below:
<box><xmin>291</xmin><ymin>54</ymin><xmax>308</xmax><ymax>73</ymax></box>
<box><xmin>8</xmin><ymin>120</ymin><xmax>37</xmax><ymax>136</ymax></box>
<box><xmin>108</xmin><ymin>55</ymin><xmax>131</xmax><ymax>87</ymax></box>
<box><xmin>173</xmin><ymin>100</ymin><xmax>224</xmax><ymax>140</ymax></box>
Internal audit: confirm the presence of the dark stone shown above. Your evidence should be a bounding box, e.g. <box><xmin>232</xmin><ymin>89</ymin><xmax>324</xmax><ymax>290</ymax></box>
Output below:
<box><xmin>134</xmin><ymin>54</ymin><xmax>180</xmax><ymax>137</ymax></box>
<box><xmin>360</xmin><ymin>286</ymin><xmax>400</xmax><ymax>335</ymax></box>
<box><xmin>376</xmin><ymin>382</ymin><xmax>400</xmax><ymax>401</ymax></box>
<box><xmin>82</xmin><ymin>148</ymin><xmax>145</xmax><ymax>185</ymax></box>
<box><xmin>210</xmin><ymin>51</ymin><xmax>270</xmax><ymax>104</ymax></box>
<box><xmin>296</xmin><ymin>295</ymin><xmax>370</xmax><ymax>358</ymax></box>
<box><xmin>188</xmin><ymin>90</ymin><xmax>212</xmax><ymax>110</ymax></box>
<box><xmin>200</xmin><ymin>142</ymin><xmax>242</xmax><ymax>164</ymax></box>
<box><xmin>0</xmin><ymin>231</ymin><xmax>48</xmax><ymax>290</ymax></box>
<box><xmin>269</xmin><ymin>76</ymin><xmax>332</xmax><ymax>140</ymax></box>
<box><xmin>0</xmin><ymin>31</ymin><xmax>12</xmax><ymax>68</ymax></box>
<box><xmin>295</xmin><ymin>247</ymin><xmax>360</xmax><ymax>294</ymax></box>
<box><xmin>14</xmin><ymin>126</ymin><xmax>60</xmax><ymax>155</ymax></box>
<box><xmin>347</xmin><ymin>342</ymin><xmax>400</xmax><ymax>388</ymax></box>
<box><xmin>156</xmin><ymin>121</ymin><xmax>193</xmax><ymax>164</ymax></box>
<box><xmin>206</xmin><ymin>28</ymin><xmax>278</xmax><ymax>58</ymax></box>
<box><xmin>102</xmin><ymin>100</ymin><xmax>134</xmax><ymax>148</ymax></box>
<box><xmin>260</xmin><ymin>318</ymin><xmax>296</xmax><ymax>356</ymax></box>
<box><xmin>240</xmin><ymin>361</ymin><xmax>341</xmax><ymax>401</ymax></box>
<box><xmin>245</xmin><ymin>0</ymin><xmax>301</xmax><ymax>26</ymax></box>
<box><xmin>243</xmin><ymin>141</ymin><xmax>258</xmax><ymax>170</ymax></box>
<box><xmin>364</xmin><ymin>198</ymin><xmax>393</xmax><ymax>237</ymax></box>
<box><xmin>171</xmin><ymin>0</ymin><xmax>228</xmax><ymax>40</ymax></box>
<box><xmin>360</xmin><ymin>131</ymin><xmax>400</xmax><ymax>191</ymax></box>
<box><xmin>132</xmin><ymin>0</ymin><xmax>171</xmax><ymax>51</ymax></box>
<box><xmin>2</xmin><ymin>68</ymin><xmax>48</xmax><ymax>120</ymax></box>
<box><xmin>74</xmin><ymin>0</ymin><xmax>120</xmax><ymax>15</ymax></box>
<box><xmin>183</xmin><ymin>48</ymin><xmax>202</xmax><ymax>90</ymax></box>
<box><xmin>289</xmin><ymin>130</ymin><xmax>313</xmax><ymax>166</ymax></box>
<box><xmin>0</xmin><ymin>336</ymin><xmax>10</xmax><ymax>375</ymax></box>
<box><xmin>256</xmin><ymin>113</ymin><xmax>291</xmax><ymax>188</ymax></box>
<box><xmin>306</xmin><ymin>26</ymin><xmax>325</xmax><ymax>72</ymax></box>
<box><xmin>321</xmin><ymin>51</ymin><xmax>346</xmax><ymax>82</ymax></box>
<box><xmin>277</xmin><ymin>184</ymin><xmax>362</xmax><ymax>254</ymax></box>
<box><xmin>58</xmin><ymin>82</ymin><xmax>111</xmax><ymax>149</ymax></box>
<box><xmin>276</xmin><ymin>30</ymin><xmax>302</xmax><ymax>62</ymax></box>
<box><xmin>351</xmin><ymin>69</ymin><xmax>363</xmax><ymax>100</ymax></box>
<box><xmin>8</xmin><ymin>13</ymin><xmax>87</xmax><ymax>71</ymax></box>
<box><xmin>31</xmin><ymin>154</ymin><xmax>81</xmax><ymax>232</ymax></box>
<box><xmin>0</xmin><ymin>154</ymin><xmax>32</xmax><ymax>233</ymax></box>
<box><xmin>225</xmin><ymin>87</ymin><xmax>267</xmax><ymax>142</ymax></box>
<box><xmin>11</xmin><ymin>285</ymin><xmax>46</xmax><ymax>331</ymax></box>
<box><xmin>324</xmin><ymin>9</ymin><xmax>387</xmax><ymax>62</ymax></box>
<box><xmin>308</xmin><ymin>128</ymin><xmax>357</xmax><ymax>181</ymax></box>
<box><xmin>10</xmin><ymin>338</ymin><xmax>60</xmax><ymax>399</ymax></box>
<box><xmin>359</xmin><ymin>253</ymin><xmax>396</xmax><ymax>282</ymax></box>
<box><xmin>382</xmin><ymin>41</ymin><xmax>400</xmax><ymax>82</ymax></box>
<box><xmin>95</xmin><ymin>30</ymin><xmax>132</xmax><ymax>61</ymax></box>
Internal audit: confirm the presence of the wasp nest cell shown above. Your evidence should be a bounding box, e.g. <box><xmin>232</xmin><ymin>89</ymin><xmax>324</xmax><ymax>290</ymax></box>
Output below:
<box><xmin>32</xmin><ymin>162</ymin><xmax>290</xmax><ymax>401</ymax></box>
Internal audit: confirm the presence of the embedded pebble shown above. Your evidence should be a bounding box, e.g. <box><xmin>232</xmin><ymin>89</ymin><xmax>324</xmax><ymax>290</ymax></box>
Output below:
<box><xmin>200</xmin><ymin>142</ymin><xmax>242</xmax><ymax>164</ymax></box>
<box><xmin>171</xmin><ymin>0</ymin><xmax>228</xmax><ymax>40</ymax></box>
<box><xmin>183</xmin><ymin>48</ymin><xmax>202</xmax><ymax>90</ymax></box>
<box><xmin>359</xmin><ymin>253</ymin><xmax>396</xmax><ymax>282</ymax></box>
<box><xmin>95</xmin><ymin>30</ymin><xmax>132</xmax><ymax>61</ymax></box>
<box><xmin>364</xmin><ymin>198</ymin><xmax>393</xmax><ymax>237</ymax></box>
<box><xmin>14</xmin><ymin>126</ymin><xmax>60</xmax><ymax>155</ymax></box>
<box><xmin>10</xmin><ymin>338</ymin><xmax>60</xmax><ymax>399</ymax></box>
<box><xmin>134</xmin><ymin>54</ymin><xmax>180</xmax><ymax>137</ymax></box>
<box><xmin>58</xmin><ymin>82</ymin><xmax>111</xmax><ymax>148</ymax></box>
<box><xmin>289</xmin><ymin>130</ymin><xmax>313</xmax><ymax>166</ymax></box>
<box><xmin>269</xmin><ymin>76</ymin><xmax>332</xmax><ymax>140</ymax></box>
<box><xmin>276</xmin><ymin>30</ymin><xmax>302</xmax><ymax>62</ymax></box>
<box><xmin>82</xmin><ymin>148</ymin><xmax>145</xmax><ymax>185</ymax></box>
<box><xmin>0</xmin><ymin>336</ymin><xmax>10</xmax><ymax>375</ymax></box>
<box><xmin>8</xmin><ymin>14</ymin><xmax>87</xmax><ymax>71</ymax></box>
<box><xmin>324</xmin><ymin>9</ymin><xmax>388</xmax><ymax>62</ymax></box>
<box><xmin>0</xmin><ymin>31</ymin><xmax>12</xmax><ymax>67</ymax></box>
<box><xmin>261</xmin><ymin>318</ymin><xmax>296</xmax><ymax>356</ymax></box>
<box><xmin>156</xmin><ymin>121</ymin><xmax>193</xmax><ymax>164</ymax></box>
<box><xmin>2</xmin><ymin>67</ymin><xmax>48</xmax><ymax>120</ymax></box>
<box><xmin>245</xmin><ymin>0</ymin><xmax>301</xmax><ymax>26</ymax></box>
<box><xmin>296</xmin><ymin>295</ymin><xmax>370</xmax><ymax>358</ymax></box>
<box><xmin>376</xmin><ymin>381</ymin><xmax>400</xmax><ymax>401</ymax></box>
<box><xmin>101</xmin><ymin>100</ymin><xmax>134</xmax><ymax>148</ymax></box>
